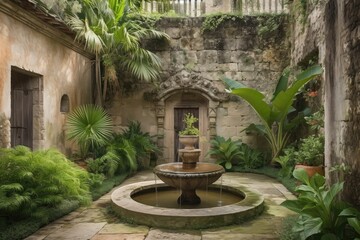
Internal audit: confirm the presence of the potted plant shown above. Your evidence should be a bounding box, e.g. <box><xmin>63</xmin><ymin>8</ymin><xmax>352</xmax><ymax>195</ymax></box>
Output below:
<box><xmin>179</xmin><ymin>113</ymin><xmax>200</xmax><ymax>150</ymax></box>
<box><xmin>294</xmin><ymin>135</ymin><xmax>324</xmax><ymax>177</ymax></box>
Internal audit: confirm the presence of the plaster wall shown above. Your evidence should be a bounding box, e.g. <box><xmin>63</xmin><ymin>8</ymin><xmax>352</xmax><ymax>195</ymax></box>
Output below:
<box><xmin>109</xmin><ymin>16</ymin><xmax>289</xmax><ymax>162</ymax></box>
<box><xmin>0</xmin><ymin>6</ymin><xmax>93</xmax><ymax>153</ymax></box>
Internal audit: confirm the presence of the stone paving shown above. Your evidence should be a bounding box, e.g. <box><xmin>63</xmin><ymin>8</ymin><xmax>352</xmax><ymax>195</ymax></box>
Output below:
<box><xmin>26</xmin><ymin>171</ymin><xmax>296</xmax><ymax>240</ymax></box>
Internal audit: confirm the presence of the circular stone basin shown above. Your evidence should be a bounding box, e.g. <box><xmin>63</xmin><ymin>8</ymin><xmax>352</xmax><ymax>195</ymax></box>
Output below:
<box><xmin>153</xmin><ymin>162</ymin><xmax>225</xmax><ymax>190</ymax></box>
<box><xmin>111</xmin><ymin>181</ymin><xmax>264</xmax><ymax>229</ymax></box>
<box><xmin>132</xmin><ymin>186</ymin><xmax>244</xmax><ymax>209</ymax></box>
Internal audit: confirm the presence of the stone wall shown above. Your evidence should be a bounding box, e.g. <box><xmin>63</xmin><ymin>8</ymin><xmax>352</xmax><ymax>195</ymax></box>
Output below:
<box><xmin>291</xmin><ymin>0</ymin><xmax>360</xmax><ymax>207</ymax></box>
<box><xmin>324</xmin><ymin>0</ymin><xmax>360</xmax><ymax>207</ymax></box>
<box><xmin>109</xmin><ymin>15</ymin><xmax>289</xmax><ymax>162</ymax></box>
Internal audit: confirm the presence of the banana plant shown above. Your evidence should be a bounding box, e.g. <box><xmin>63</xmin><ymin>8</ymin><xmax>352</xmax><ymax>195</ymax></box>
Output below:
<box><xmin>223</xmin><ymin>65</ymin><xmax>323</xmax><ymax>161</ymax></box>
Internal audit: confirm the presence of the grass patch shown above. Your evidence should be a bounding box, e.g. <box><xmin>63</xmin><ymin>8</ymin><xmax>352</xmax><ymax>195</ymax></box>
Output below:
<box><xmin>231</xmin><ymin>166</ymin><xmax>297</xmax><ymax>194</ymax></box>
<box><xmin>0</xmin><ymin>200</ymin><xmax>79</xmax><ymax>240</ymax></box>
<box><xmin>91</xmin><ymin>173</ymin><xmax>128</xmax><ymax>200</ymax></box>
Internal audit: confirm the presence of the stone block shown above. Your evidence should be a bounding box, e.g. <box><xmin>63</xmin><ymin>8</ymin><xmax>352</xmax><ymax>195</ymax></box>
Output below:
<box><xmin>191</xmin><ymin>38</ymin><xmax>204</xmax><ymax>50</ymax></box>
<box><xmin>166</xmin><ymin>27</ymin><xmax>181</xmax><ymax>39</ymax></box>
<box><xmin>223</xmin><ymin>39</ymin><xmax>236</xmax><ymax>50</ymax></box>
<box><xmin>196</xmin><ymin>50</ymin><xmax>218</xmax><ymax>64</ymax></box>
<box><xmin>180</xmin><ymin>38</ymin><xmax>192</xmax><ymax>50</ymax></box>
<box><xmin>203</xmin><ymin>38</ymin><xmax>224</xmax><ymax>50</ymax></box>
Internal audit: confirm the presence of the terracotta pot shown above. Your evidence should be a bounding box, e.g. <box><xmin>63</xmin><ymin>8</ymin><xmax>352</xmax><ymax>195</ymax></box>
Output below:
<box><xmin>294</xmin><ymin>164</ymin><xmax>324</xmax><ymax>178</ymax></box>
<box><xmin>179</xmin><ymin>135</ymin><xmax>199</xmax><ymax>150</ymax></box>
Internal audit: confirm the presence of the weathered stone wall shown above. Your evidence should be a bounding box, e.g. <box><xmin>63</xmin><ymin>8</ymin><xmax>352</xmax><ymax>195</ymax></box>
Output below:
<box><xmin>109</xmin><ymin>15</ymin><xmax>289</xmax><ymax>162</ymax></box>
<box><xmin>324</xmin><ymin>0</ymin><xmax>360</xmax><ymax>207</ymax></box>
<box><xmin>0</xmin><ymin>1</ymin><xmax>93</xmax><ymax>153</ymax></box>
<box><xmin>291</xmin><ymin>0</ymin><xmax>360</xmax><ymax>207</ymax></box>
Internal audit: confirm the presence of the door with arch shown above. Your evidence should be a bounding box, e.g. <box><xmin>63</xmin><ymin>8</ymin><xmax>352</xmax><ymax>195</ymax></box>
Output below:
<box><xmin>174</xmin><ymin>108</ymin><xmax>199</xmax><ymax>162</ymax></box>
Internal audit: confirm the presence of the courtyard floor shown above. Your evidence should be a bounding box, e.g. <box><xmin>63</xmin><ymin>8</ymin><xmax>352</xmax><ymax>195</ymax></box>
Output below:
<box><xmin>25</xmin><ymin>171</ymin><xmax>296</xmax><ymax>240</ymax></box>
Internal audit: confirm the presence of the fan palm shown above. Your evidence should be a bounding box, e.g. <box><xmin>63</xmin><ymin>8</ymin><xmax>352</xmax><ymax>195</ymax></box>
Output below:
<box><xmin>66</xmin><ymin>104</ymin><xmax>113</xmax><ymax>158</ymax></box>
<box><xmin>66</xmin><ymin>0</ymin><xmax>169</xmax><ymax>104</ymax></box>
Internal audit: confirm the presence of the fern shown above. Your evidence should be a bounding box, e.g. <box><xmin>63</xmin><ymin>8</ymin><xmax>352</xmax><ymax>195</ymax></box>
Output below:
<box><xmin>0</xmin><ymin>146</ymin><xmax>91</xmax><ymax>221</ymax></box>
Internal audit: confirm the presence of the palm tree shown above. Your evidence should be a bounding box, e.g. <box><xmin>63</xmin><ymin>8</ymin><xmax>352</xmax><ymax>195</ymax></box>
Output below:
<box><xmin>66</xmin><ymin>0</ymin><xmax>169</xmax><ymax>105</ymax></box>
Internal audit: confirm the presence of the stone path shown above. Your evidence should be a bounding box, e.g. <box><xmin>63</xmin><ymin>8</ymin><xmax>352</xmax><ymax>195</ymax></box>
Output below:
<box><xmin>26</xmin><ymin>171</ymin><xmax>296</xmax><ymax>240</ymax></box>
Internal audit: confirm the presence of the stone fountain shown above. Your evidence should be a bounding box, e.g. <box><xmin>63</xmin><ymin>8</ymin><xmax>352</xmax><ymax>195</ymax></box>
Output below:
<box><xmin>153</xmin><ymin>137</ymin><xmax>224</xmax><ymax>205</ymax></box>
<box><xmin>111</xmin><ymin>136</ymin><xmax>265</xmax><ymax>229</ymax></box>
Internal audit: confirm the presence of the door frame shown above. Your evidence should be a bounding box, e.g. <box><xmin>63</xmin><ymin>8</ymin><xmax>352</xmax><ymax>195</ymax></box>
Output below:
<box><xmin>11</xmin><ymin>66</ymin><xmax>43</xmax><ymax>150</ymax></box>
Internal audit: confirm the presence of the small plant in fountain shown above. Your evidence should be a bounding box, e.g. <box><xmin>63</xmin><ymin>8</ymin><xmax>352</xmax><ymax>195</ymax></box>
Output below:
<box><xmin>179</xmin><ymin>113</ymin><xmax>200</xmax><ymax>136</ymax></box>
<box><xmin>223</xmin><ymin>65</ymin><xmax>323</xmax><ymax>162</ymax></box>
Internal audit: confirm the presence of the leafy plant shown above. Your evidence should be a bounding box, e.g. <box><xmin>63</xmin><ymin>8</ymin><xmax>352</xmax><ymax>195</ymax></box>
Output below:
<box><xmin>223</xmin><ymin>65</ymin><xmax>323</xmax><ymax>161</ymax></box>
<box><xmin>0</xmin><ymin>146</ymin><xmax>90</xmax><ymax>222</ymax></box>
<box><xmin>274</xmin><ymin>146</ymin><xmax>297</xmax><ymax>178</ymax></box>
<box><xmin>86</xmin><ymin>156</ymin><xmax>118</xmax><ymax>178</ymax></box>
<box><xmin>281</xmin><ymin>168</ymin><xmax>360</xmax><ymax>240</ymax></box>
<box><xmin>239</xmin><ymin>144</ymin><xmax>265</xmax><ymax>169</ymax></box>
<box><xmin>179</xmin><ymin>113</ymin><xmax>200</xmax><ymax>136</ymax></box>
<box><xmin>66</xmin><ymin>104</ymin><xmax>113</xmax><ymax>158</ymax></box>
<box><xmin>305</xmin><ymin>108</ymin><xmax>324</xmax><ymax>133</ymax></box>
<box><xmin>122</xmin><ymin>121</ymin><xmax>159</xmax><ymax>164</ymax></box>
<box><xmin>207</xmin><ymin>136</ymin><xmax>243</xmax><ymax>170</ymax></box>
<box><xmin>295</xmin><ymin>135</ymin><xmax>324</xmax><ymax>166</ymax></box>
<box><xmin>106</xmin><ymin>134</ymin><xmax>138</xmax><ymax>173</ymax></box>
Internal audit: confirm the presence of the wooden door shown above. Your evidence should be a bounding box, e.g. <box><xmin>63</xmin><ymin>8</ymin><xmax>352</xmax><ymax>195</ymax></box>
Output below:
<box><xmin>174</xmin><ymin>108</ymin><xmax>199</xmax><ymax>162</ymax></box>
<box><xmin>11</xmin><ymin>73</ymin><xmax>33</xmax><ymax>149</ymax></box>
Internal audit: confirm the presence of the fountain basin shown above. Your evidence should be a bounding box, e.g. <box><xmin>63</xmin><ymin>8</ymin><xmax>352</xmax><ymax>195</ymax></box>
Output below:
<box><xmin>154</xmin><ymin>162</ymin><xmax>225</xmax><ymax>204</ymax></box>
<box><xmin>111</xmin><ymin>180</ymin><xmax>264</xmax><ymax>229</ymax></box>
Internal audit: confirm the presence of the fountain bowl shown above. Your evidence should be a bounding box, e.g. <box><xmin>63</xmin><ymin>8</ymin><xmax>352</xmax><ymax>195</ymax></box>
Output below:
<box><xmin>111</xmin><ymin>180</ymin><xmax>264</xmax><ymax>229</ymax></box>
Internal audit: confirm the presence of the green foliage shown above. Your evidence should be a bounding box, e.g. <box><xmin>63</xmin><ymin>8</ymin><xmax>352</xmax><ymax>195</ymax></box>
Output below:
<box><xmin>274</xmin><ymin>146</ymin><xmax>297</xmax><ymax>178</ymax></box>
<box><xmin>91</xmin><ymin>173</ymin><xmax>128</xmax><ymax>201</ymax></box>
<box><xmin>295</xmin><ymin>135</ymin><xmax>324</xmax><ymax>166</ymax></box>
<box><xmin>0</xmin><ymin>146</ymin><xmax>90</xmax><ymax>222</ymax></box>
<box><xmin>223</xmin><ymin>65</ymin><xmax>323</xmax><ymax>161</ymax></box>
<box><xmin>281</xmin><ymin>168</ymin><xmax>360</xmax><ymax>240</ymax></box>
<box><xmin>278</xmin><ymin>216</ymin><xmax>300</xmax><ymax>240</ymax></box>
<box><xmin>179</xmin><ymin>113</ymin><xmax>200</xmax><ymax>136</ymax></box>
<box><xmin>87</xmin><ymin>155</ymin><xmax>118</xmax><ymax>178</ymax></box>
<box><xmin>207</xmin><ymin>136</ymin><xmax>243</xmax><ymax>170</ymax></box>
<box><xmin>304</xmin><ymin>108</ymin><xmax>324</xmax><ymax>132</ymax></box>
<box><xmin>122</xmin><ymin>121</ymin><xmax>159</xmax><ymax>166</ymax></box>
<box><xmin>238</xmin><ymin>143</ymin><xmax>265</xmax><ymax>169</ymax></box>
<box><xmin>201</xmin><ymin>13</ymin><xmax>243</xmax><ymax>33</ymax></box>
<box><xmin>0</xmin><ymin>200</ymin><xmax>79</xmax><ymax>240</ymax></box>
<box><xmin>257</xmin><ymin>13</ymin><xmax>286</xmax><ymax>38</ymax></box>
<box><xmin>66</xmin><ymin>104</ymin><xmax>113</xmax><ymax>158</ymax></box>
<box><xmin>106</xmin><ymin>134</ymin><xmax>138</xmax><ymax>173</ymax></box>
<box><xmin>88</xmin><ymin>173</ymin><xmax>106</xmax><ymax>189</ymax></box>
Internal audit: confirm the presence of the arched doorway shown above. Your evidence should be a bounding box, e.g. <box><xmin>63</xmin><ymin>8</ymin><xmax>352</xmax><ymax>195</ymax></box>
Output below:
<box><xmin>163</xmin><ymin>92</ymin><xmax>209</xmax><ymax>162</ymax></box>
<box><xmin>151</xmin><ymin>69</ymin><xmax>229</xmax><ymax>164</ymax></box>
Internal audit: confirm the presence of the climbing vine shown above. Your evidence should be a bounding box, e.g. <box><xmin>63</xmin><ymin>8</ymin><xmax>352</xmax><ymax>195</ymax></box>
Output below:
<box><xmin>201</xmin><ymin>13</ymin><xmax>244</xmax><ymax>33</ymax></box>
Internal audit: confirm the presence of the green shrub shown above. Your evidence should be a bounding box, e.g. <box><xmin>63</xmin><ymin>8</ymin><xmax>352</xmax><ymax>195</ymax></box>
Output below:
<box><xmin>239</xmin><ymin>144</ymin><xmax>265</xmax><ymax>169</ymax></box>
<box><xmin>274</xmin><ymin>146</ymin><xmax>297</xmax><ymax>178</ymax></box>
<box><xmin>122</xmin><ymin>121</ymin><xmax>159</xmax><ymax>168</ymax></box>
<box><xmin>0</xmin><ymin>146</ymin><xmax>91</xmax><ymax>222</ymax></box>
<box><xmin>295</xmin><ymin>135</ymin><xmax>324</xmax><ymax>166</ymax></box>
<box><xmin>207</xmin><ymin>136</ymin><xmax>243</xmax><ymax>170</ymax></box>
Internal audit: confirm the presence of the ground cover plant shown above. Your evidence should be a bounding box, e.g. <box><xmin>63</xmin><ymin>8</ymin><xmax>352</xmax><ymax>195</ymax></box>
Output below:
<box><xmin>0</xmin><ymin>146</ymin><xmax>91</xmax><ymax>240</ymax></box>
